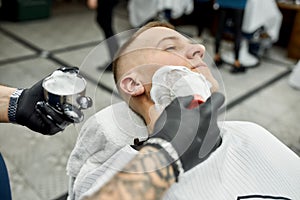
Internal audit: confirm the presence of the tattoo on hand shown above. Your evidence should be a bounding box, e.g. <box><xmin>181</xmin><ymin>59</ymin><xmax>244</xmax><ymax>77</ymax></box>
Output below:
<box><xmin>89</xmin><ymin>146</ymin><xmax>175</xmax><ymax>200</ymax></box>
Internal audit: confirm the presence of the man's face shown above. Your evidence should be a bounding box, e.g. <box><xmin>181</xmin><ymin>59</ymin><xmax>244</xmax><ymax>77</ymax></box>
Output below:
<box><xmin>118</xmin><ymin>26</ymin><xmax>219</xmax><ymax>97</ymax></box>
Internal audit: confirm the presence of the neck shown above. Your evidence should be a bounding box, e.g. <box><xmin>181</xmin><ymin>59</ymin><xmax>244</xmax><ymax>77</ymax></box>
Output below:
<box><xmin>128</xmin><ymin>95</ymin><xmax>158</xmax><ymax>134</ymax></box>
<box><xmin>139</xmin><ymin>103</ymin><xmax>160</xmax><ymax>134</ymax></box>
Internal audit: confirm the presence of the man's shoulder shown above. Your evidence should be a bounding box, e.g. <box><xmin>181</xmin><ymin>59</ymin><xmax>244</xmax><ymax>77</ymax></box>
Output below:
<box><xmin>221</xmin><ymin>121</ymin><xmax>299</xmax><ymax>159</ymax></box>
<box><xmin>220</xmin><ymin>121</ymin><xmax>276</xmax><ymax>145</ymax></box>
<box><xmin>220</xmin><ymin>121</ymin><xmax>267</xmax><ymax>135</ymax></box>
<box><xmin>221</xmin><ymin>120</ymin><xmax>262</xmax><ymax>127</ymax></box>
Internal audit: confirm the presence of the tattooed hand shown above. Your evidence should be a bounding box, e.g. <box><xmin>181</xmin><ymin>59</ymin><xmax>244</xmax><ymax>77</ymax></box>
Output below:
<box><xmin>84</xmin><ymin>146</ymin><xmax>176</xmax><ymax>200</ymax></box>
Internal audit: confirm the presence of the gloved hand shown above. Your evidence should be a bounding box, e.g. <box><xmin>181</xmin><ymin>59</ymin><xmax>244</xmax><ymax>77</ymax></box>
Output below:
<box><xmin>14</xmin><ymin>79</ymin><xmax>69</xmax><ymax>135</ymax></box>
<box><xmin>147</xmin><ymin>92</ymin><xmax>225</xmax><ymax>174</ymax></box>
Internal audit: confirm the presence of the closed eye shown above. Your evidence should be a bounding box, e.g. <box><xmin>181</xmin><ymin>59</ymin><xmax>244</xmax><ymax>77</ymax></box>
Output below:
<box><xmin>164</xmin><ymin>46</ymin><xmax>176</xmax><ymax>51</ymax></box>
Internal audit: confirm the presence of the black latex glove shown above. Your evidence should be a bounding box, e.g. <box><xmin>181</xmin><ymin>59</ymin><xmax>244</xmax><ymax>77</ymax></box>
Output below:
<box><xmin>15</xmin><ymin>80</ymin><xmax>68</xmax><ymax>135</ymax></box>
<box><xmin>150</xmin><ymin>92</ymin><xmax>225</xmax><ymax>172</ymax></box>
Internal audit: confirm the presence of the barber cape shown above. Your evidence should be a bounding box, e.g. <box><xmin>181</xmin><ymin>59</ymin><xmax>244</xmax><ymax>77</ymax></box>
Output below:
<box><xmin>242</xmin><ymin>0</ymin><xmax>282</xmax><ymax>42</ymax></box>
<box><xmin>67</xmin><ymin>102</ymin><xmax>300</xmax><ymax>200</ymax></box>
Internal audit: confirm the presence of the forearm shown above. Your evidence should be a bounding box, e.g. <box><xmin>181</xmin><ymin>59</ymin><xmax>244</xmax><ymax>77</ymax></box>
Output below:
<box><xmin>0</xmin><ymin>85</ymin><xmax>17</xmax><ymax>122</ymax></box>
<box><xmin>86</xmin><ymin>146</ymin><xmax>175</xmax><ymax>200</ymax></box>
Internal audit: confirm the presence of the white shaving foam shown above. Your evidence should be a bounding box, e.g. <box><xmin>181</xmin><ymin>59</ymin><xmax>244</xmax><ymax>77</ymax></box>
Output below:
<box><xmin>150</xmin><ymin>65</ymin><xmax>212</xmax><ymax>109</ymax></box>
<box><xmin>43</xmin><ymin>70</ymin><xmax>86</xmax><ymax>95</ymax></box>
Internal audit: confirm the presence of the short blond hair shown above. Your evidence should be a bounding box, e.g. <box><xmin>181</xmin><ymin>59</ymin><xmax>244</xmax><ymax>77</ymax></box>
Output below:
<box><xmin>112</xmin><ymin>21</ymin><xmax>175</xmax><ymax>87</ymax></box>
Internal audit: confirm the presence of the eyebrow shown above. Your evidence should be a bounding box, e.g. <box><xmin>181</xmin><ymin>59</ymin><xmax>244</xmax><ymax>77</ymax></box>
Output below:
<box><xmin>156</xmin><ymin>36</ymin><xmax>179</xmax><ymax>47</ymax></box>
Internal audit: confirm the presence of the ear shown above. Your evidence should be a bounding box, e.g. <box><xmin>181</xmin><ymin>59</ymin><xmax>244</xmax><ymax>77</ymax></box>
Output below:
<box><xmin>120</xmin><ymin>75</ymin><xmax>145</xmax><ymax>97</ymax></box>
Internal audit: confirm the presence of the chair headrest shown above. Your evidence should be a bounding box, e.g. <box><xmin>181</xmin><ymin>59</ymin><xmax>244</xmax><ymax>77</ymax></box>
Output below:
<box><xmin>92</xmin><ymin>101</ymin><xmax>149</xmax><ymax>145</ymax></box>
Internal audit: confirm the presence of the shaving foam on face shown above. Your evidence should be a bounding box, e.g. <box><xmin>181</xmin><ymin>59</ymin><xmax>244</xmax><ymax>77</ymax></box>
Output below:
<box><xmin>150</xmin><ymin>66</ymin><xmax>212</xmax><ymax>110</ymax></box>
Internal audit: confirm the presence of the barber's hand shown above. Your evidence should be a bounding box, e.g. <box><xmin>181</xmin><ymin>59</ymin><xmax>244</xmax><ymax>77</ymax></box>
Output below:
<box><xmin>150</xmin><ymin>92</ymin><xmax>225</xmax><ymax>172</ymax></box>
<box><xmin>15</xmin><ymin>80</ymin><xmax>68</xmax><ymax>135</ymax></box>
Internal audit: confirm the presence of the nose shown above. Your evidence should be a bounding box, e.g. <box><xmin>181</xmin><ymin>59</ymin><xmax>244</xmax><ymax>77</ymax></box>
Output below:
<box><xmin>186</xmin><ymin>43</ymin><xmax>205</xmax><ymax>59</ymax></box>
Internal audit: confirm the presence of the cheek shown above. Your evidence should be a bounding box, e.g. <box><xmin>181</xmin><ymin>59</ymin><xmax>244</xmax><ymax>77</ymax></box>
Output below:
<box><xmin>152</xmin><ymin>52</ymin><xmax>188</xmax><ymax>67</ymax></box>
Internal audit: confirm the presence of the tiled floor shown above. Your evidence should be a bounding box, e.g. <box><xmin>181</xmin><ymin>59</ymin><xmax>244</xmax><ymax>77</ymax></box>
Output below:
<box><xmin>0</xmin><ymin>1</ymin><xmax>299</xmax><ymax>199</ymax></box>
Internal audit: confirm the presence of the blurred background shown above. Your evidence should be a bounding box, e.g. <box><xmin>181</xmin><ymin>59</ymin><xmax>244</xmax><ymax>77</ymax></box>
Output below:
<box><xmin>0</xmin><ymin>0</ymin><xmax>299</xmax><ymax>199</ymax></box>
